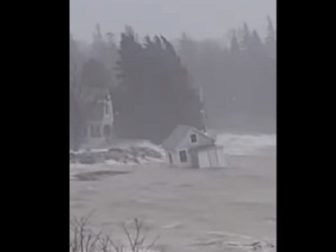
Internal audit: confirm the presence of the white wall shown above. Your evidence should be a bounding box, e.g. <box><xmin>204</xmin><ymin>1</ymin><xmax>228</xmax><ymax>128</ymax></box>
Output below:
<box><xmin>198</xmin><ymin>150</ymin><xmax>210</xmax><ymax>168</ymax></box>
<box><xmin>198</xmin><ymin>147</ymin><xmax>227</xmax><ymax>168</ymax></box>
<box><xmin>176</xmin><ymin>129</ymin><xmax>214</xmax><ymax>151</ymax></box>
<box><xmin>168</xmin><ymin>150</ymin><xmax>192</xmax><ymax>168</ymax></box>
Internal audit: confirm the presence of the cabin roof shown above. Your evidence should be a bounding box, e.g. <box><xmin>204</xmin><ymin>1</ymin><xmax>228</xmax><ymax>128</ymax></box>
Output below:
<box><xmin>162</xmin><ymin>125</ymin><xmax>214</xmax><ymax>151</ymax></box>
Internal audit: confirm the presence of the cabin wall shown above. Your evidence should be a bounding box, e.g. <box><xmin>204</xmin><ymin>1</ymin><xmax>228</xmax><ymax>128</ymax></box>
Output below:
<box><xmin>176</xmin><ymin>129</ymin><xmax>214</xmax><ymax>150</ymax></box>
<box><xmin>197</xmin><ymin>147</ymin><xmax>227</xmax><ymax>168</ymax></box>
<box><xmin>198</xmin><ymin>150</ymin><xmax>210</xmax><ymax>168</ymax></box>
<box><xmin>167</xmin><ymin>150</ymin><xmax>192</xmax><ymax>168</ymax></box>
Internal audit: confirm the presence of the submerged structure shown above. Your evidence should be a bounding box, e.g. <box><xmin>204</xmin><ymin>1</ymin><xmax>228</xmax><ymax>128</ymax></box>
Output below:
<box><xmin>162</xmin><ymin>125</ymin><xmax>227</xmax><ymax>168</ymax></box>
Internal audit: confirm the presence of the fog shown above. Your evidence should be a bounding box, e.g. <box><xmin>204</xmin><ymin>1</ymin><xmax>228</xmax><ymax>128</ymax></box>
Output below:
<box><xmin>70</xmin><ymin>1</ymin><xmax>276</xmax><ymax>251</ymax></box>
<box><xmin>70</xmin><ymin>0</ymin><xmax>276</xmax><ymax>42</ymax></box>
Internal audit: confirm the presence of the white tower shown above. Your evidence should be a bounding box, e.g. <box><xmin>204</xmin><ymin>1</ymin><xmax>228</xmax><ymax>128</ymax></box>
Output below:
<box><xmin>199</xmin><ymin>85</ymin><xmax>209</xmax><ymax>134</ymax></box>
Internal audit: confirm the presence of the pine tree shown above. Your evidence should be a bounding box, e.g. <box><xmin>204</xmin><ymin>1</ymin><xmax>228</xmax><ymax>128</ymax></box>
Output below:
<box><xmin>70</xmin><ymin>36</ymin><xmax>86</xmax><ymax>149</ymax></box>
<box><xmin>265</xmin><ymin>16</ymin><xmax>276</xmax><ymax>58</ymax></box>
<box><xmin>115</xmin><ymin>29</ymin><xmax>204</xmax><ymax>143</ymax></box>
<box><xmin>240</xmin><ymin>23</ymin><xmax>251</xmax><ymax>51</ymax></box>
<box><xmin>249</xmin><ymin>30</ymin><xmax>264</xmax><ymax>55</ymax></box>
<box><xmin>81</xmin><ymin>59</ymin><xmax>111</xmax><ymax>89</ymax></box>
<box><xmin>178</xmin><ymin>33</ymin><xmax>198</xmax><ymax>67</ymax></box>
<box><xmin>230</xmin><ymin>31</ymin><xmax>240</xmax><ymax>55</ymax></box>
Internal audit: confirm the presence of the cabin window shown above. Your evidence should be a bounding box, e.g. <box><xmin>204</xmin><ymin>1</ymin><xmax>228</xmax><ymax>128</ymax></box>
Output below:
<box><xmin>179</xmin><ymin>150</ymin><xmax>188</xmax><ymax>163</ymax></box>
<box><xmin>190</xmin><ymin>133</ymin><xmax>197</xmax><ymax>143</ymax></box>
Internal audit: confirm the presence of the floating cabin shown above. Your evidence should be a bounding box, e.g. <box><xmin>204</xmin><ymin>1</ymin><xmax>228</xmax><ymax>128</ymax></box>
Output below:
<box><xmin>162</xmin><ymin>125</ymin><xmax>227</xmax><ymax>169</ymax></box>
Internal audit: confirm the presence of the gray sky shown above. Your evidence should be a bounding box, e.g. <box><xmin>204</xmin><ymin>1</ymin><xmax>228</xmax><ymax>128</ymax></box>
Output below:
<box><xmin>70</xmin><ymin>0</ymin><xmax>276</xmax><ymax>42</ymax></box>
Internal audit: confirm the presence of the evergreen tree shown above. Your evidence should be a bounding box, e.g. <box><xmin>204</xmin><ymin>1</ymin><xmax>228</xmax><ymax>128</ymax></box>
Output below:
<box><xmin>249</xmin><ymin>30</ymin><xmax>265</xmax><ymax>56</ymax></box>
<box><xmin>265</xmin><ymin>16</ymin><xmax>276</xmax><ymax>58</ymax></box>
<box><xmin>91</xmin><ymin>25</ymin><xmax>119</xmax><ymax>87</ymax></box>
<box><xmin>115</xmin><ymin>29</ymin><xmax>204</xmax><ymax>143</ymax></box>
<box><xmin>81</xmin><ymin>59</ymin><xmax>111</xmax><ymax>89</ymax></box>
<box><xmin>230</xmin><ymin>31</ymin><xmax>240</xmax><ymax>55</ymax></box>
<box><xmin>240</xmin><ymin>23</ymin><xmax>251</xmax><ymax>51</ymax></box>
<box><xmin>70</xmin><ymin>36</ymin><xmax>86</xmax><ymax>149</ymax></box>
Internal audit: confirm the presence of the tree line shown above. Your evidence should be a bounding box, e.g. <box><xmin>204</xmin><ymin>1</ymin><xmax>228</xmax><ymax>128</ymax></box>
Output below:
<box><xmin>70</xmin><ymin>17</ymin><xmax>276</xmax><ymax>149</ymax></box>
<box><xmin>178</xmin><ymin>17</ymin><xmax>276</xmax><ymax>131</ymax></box>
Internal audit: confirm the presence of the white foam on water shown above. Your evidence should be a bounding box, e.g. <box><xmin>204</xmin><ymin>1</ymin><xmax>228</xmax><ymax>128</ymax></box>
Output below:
<box><xmin>215</xmin><ymin>133</ymin><xmax>276</xmax><ymax>156</ymax></box>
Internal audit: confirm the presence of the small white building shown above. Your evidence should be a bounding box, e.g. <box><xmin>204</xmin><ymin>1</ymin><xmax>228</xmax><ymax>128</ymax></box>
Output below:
<box><xmin>83</xmin><ymin>91</ymin><xmax>115</xmax><ymax>148</ymax></box>
<box><xmin>162</xmin><ymin>125</ymin><xmax>227</xmax><ymax>169</ymax></box>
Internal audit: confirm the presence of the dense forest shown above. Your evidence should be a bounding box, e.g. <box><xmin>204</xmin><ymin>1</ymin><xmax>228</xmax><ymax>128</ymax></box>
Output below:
<box><xmin>70</xmin><ymin>18</ymin><xmax>276</xmax><ymax>149</ymax></box>
<box><xmin>178</xmin><ymin>17</ymin><xmax>276</xmax><ymax>132</ymax></box>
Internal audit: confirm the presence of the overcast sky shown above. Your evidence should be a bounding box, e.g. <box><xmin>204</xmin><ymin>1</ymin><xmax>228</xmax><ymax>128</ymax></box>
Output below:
<box><xmin>70</xmin><ymin>0</ymin><xmax>276</xmax><ymax>42</ymax></box>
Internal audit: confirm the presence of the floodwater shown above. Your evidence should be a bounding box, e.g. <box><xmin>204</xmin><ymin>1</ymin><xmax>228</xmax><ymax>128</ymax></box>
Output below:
<box><xmin>70</xmin><ymin>134</ymin><xmax>276</xmax><ymax>252</ymax></box>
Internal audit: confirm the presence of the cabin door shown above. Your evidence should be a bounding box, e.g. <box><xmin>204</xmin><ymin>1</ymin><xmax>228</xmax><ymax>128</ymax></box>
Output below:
<box><xmin>198</xmin><ymin>150</ymin><xmax>210</xmax><ymax>168</ymax></box>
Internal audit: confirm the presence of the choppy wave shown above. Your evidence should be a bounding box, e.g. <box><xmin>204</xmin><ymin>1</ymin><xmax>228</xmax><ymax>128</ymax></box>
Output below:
<box><xmin>215</xmin><ymin>133</ymin><xmax>276</xmax><ymax>156</ymax></box>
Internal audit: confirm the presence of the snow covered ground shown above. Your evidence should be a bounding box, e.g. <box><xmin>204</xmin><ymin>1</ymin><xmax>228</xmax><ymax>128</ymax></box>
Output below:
<box><xmin>70</xmin><ymin>133</ymin><xmax>276</xmax><ymax>252</ymax></box>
